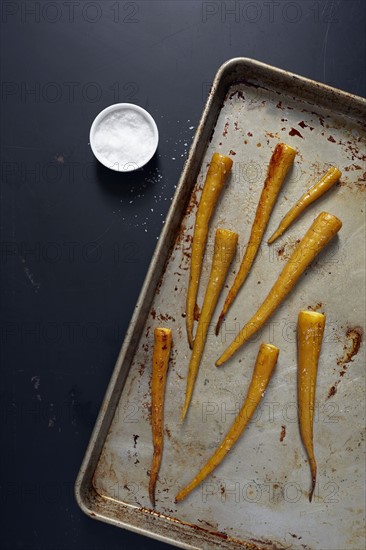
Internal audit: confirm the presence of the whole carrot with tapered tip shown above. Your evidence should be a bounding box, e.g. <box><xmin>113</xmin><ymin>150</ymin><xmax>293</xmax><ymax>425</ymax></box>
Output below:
<box><xmin>176</xmin><ymin>343</ymin><xmax>279</xmax><ymax>502</ymax></box>
<box><xmin>298</xmin><ymin>310</ymin><xmax>326</xmax><ymax>502</ymax></box>
<box><xmin>149</xmin><ymin>327</ymin><xmax>172</xmax><ymax>507</ymax></box>
<box><xmin>186</xmin><ymin>153</ymin><xmax>233</xmax><ymax>349</ymax></box>
<box><xmin>216</xmin><ymin>143</ymin><xmax>296</xmax><ymax>335</ymax></box>
<box><xmin>216</xmin><ymin>212</ymin><xmax>341</xmax><ymax>366</ymax></box>
<box><xmin>182</xmin><ymin>228</ymin><xmax>238</xmax><ymax>421</ymax></box>
<box><xmin>268</xmin><ymin>166</ymin><xmax>342</xmax><ymax>244</ymax></box>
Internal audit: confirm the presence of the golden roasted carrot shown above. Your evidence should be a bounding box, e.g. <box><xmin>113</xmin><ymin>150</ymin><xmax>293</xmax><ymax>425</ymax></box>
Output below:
<box><xmin>149</xmin><ymin>327</ymin><xmax>172</xmax><ymax>507</ymax></box>
<box><xmin>216</xmin><ymin>212</ymin><xmax>341</xmax><ymax>366</ymax></box>
<box><xmin>176</xmin><ymin>343</ymin><xmax>279</xmax><ymax>502</ymax></box>
<box><xmin>216</xmin><ymin>143</ymin><xmax>296</xmax><ymax>335</ymax></box>
<box><xmin>182</xmin><ymin>228</ymin><xmax>238</xmax><ymax>421</ymax></box>
<box><xmin>268</xmin><ymin>166</ymin><xmax>342</xmax><ymax>244</ymax></box>
<box><xmin>186</xmin><ymin>153</ymin><xmax>233</xmax><ymax>348</ymax></box>
<box><xmin>298</xmin><ymin>310</ymin><xmax>326</xmax><ymax>502</ymax></box>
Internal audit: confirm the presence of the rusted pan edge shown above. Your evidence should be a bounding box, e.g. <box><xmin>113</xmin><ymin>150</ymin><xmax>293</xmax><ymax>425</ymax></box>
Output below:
<box><xmin>219</xmin><ymin>58</ymin><xmax>366</xmax><ymax>121</ymax></box>
<box><xmin>75</xmin><ymin>58</ymin><xmax>366</xmax><ymax>550</ymax></box>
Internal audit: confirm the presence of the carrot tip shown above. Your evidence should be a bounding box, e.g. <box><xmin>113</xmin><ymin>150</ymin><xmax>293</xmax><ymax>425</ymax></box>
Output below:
<box><xmin>215</xmin><ymin>314</ymin><xmax>225</xmax><ymax>336</ymax></box>
<box><xmin>149</xmin><ymin>489</ymin><xmax>156</xmax><ymax>508</ymax></box>
<box><xmin>187</xmin><ymin>334</ymin><xmax>193</xmax><ymax>349</ymax></box>
<box><xmin>175</xmin><ymin>493</ymin><xmax>183</xmax><ymax>503</ymax></box>
<box><xmin>309</xmin><ymin>477</ymin><xmax>316</xmax><ymax>502</ymax></box>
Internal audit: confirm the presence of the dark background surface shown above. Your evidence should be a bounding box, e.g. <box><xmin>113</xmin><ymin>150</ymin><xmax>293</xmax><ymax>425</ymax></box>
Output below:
<box><xmin>0</xmin><ymin>1</ymin><xmax>365</xmax><ymax>549</ymax></box>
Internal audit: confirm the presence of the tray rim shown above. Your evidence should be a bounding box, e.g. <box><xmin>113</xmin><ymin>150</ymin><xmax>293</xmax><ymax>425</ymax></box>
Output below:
<box><xmin>75</xmin><ymin>57</ymin><xmax>366</xmax><ymax>549</ymax></box>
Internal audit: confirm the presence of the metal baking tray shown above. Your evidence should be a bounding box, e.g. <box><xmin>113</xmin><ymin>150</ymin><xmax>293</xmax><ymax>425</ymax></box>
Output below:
<box><xmin>75</xmin><ymin>58</ymin><xmax>366</xmax><ymax>550</ymax></box>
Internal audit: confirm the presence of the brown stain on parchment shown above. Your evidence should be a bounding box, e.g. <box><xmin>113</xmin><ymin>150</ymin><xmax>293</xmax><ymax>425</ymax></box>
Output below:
<box><xmin>328</xmin><ymin>327</ymin><xmax>363</xmax><ymax>399</ymax></box>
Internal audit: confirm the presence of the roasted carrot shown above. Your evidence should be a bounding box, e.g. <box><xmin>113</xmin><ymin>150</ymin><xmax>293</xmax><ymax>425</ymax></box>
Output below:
<box><xmin>216</xmin><ymin>212</ymin><xmax>341</xmax><ymax>366</ymax></box>
<box><xmin>149</xmin><ymin>327</ymin><xmax>172</xmax><ymax>507</ymax></box>
<box><xmin>186</xmin><ymin>153</ymin><xmax>233</xmax><ymax>348</ymax></box>
<box><xmin>182</xmin><ymin>228</ymin><xmax>238</xmax><ymax>421</ymax></box>
<box><xmin>298</xmin><ymin>310</ymin><xmax>326</xmax><ymax>502</ymax></box>
<box><xmin>268</xmin><ymin>166</ymin><xmax>342</xmax><ymax>244</ymax></box>
<box><xmin>216</xmin><ymin>143</ymin><xmax>296</xmax><ymax>335</ymax></box>
<box><xmin>176</xmin><ymin>343</ymin><xmax>279</xmax><ymax>502</ymax></box>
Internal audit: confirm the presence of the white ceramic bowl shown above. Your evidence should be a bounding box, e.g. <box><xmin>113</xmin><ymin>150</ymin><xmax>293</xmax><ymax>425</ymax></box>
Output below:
<box><xmin>89</xmin><ymin>103</ymin><xmax>159</xmax><ymax>172</ymax></box>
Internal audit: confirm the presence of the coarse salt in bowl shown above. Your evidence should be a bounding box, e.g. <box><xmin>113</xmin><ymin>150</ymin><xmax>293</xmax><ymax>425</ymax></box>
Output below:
<box><xmin>89</xmin><ymin>103</ymin><xmax>159</xmax><ymax>172</ymax></box>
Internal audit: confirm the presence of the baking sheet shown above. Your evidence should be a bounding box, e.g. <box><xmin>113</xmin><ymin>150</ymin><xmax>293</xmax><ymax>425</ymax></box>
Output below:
<box><xmin>76</xmin><ymin>59</ymin><xmax>366</xmax><ymax>550</ymax></box>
